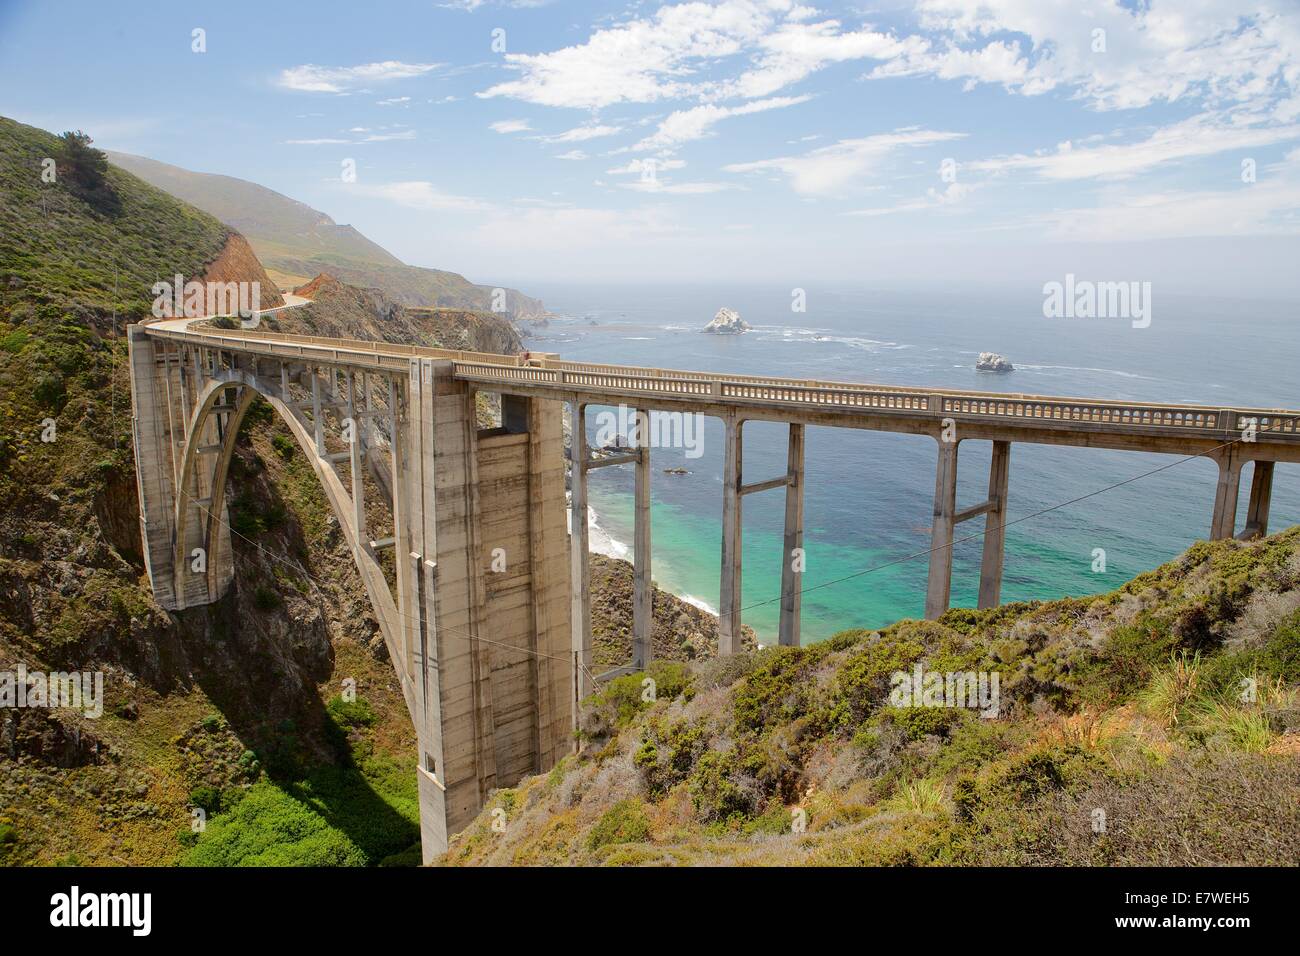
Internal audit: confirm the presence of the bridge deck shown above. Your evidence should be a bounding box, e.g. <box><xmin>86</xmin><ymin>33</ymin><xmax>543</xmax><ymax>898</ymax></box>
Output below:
<box><xmin>142</xmin><ymin>321</ymin><xmax>1300</xmax><ymax>457</ymax></box>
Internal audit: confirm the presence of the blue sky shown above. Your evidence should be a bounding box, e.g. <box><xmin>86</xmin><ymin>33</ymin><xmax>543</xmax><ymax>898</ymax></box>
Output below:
<box><xmin>3</xmin><ymin>0</ymin><xmax>1300</xmax><ymax>295</ymax></box>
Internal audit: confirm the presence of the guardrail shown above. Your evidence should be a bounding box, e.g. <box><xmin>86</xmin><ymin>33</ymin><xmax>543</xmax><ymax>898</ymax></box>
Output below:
<box><xmin>144</xmin><ymin>322</ymin><xmax>1300</xmax><ymax>441</ymax></box>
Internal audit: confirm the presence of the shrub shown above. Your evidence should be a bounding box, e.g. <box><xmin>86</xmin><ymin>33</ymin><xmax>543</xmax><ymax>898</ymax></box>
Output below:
<box><xmin>252</xmin><ymin>585</ymin><xmax>280</xmax><ymax>611</ymax></box>
<box><xmin>585</xmin><ymin>660</ymin><xmax>693</xmax><ymax>733</ymax></box>
<box><xmin>327</xmin><ymin>695</ymin><xmax>377</xmax><ymax>729</ymax></box>
<box><xmin>199</xmin><ymin>713</ymin><xmax>223</xmax><ymax>732</ymax></box>
<box><xmin>829</xmin><ymin>627</ymin><xmax>928</xmax><ymax>728</ymax></box>
<box><xmin>587</xmin><ymin>799</ymin><xmax>651</xmax><ymax>851</ymax></box>
<box><xmin>634</xmin><ymin>717</ymin><xmax>705</xmax><ymax>796</ymax></box>
<box><xmin>271</xmin><ymin>433</ymin><xmax>296</xmax><ymax>459</ymax></box>
<box><xmin>689</xmin><ymin>750</ymin><xmax>755</xmax><ymax>823</ymax></box>
<box><xmin>188</xmin><ymin>786</ymin><xmax>223</xmax><ymax>814</ymax></box>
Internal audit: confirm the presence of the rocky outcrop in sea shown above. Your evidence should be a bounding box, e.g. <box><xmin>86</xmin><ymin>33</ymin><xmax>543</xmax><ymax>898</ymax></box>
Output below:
<box><xmin>976</xmin><ymin>351</ymin><xmax>1014</xmax><ymax>372</ymax></box>
<box><xmin>702</xmin><ymin>307</ymin><xmax>750</xmax><ymax>334</ymax></box>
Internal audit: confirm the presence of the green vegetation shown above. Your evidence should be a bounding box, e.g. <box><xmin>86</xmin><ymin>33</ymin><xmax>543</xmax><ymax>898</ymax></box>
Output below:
<box><xmin>0</xmin><ymin>116</ymin><xmax>422</xmax><ymax>867</ymax></box>
<box><xmin>445</xmin><ymin>529</ymin><xmax>1300</xmax><ymax>866</ymax></box>
<box><xmin>182</xmin><ymin>689</ymin><xmax>419</xmax><ymax>866</ymax></box>
<box><xmin>587</xmin><ymin>800</ymin><xmax>651</xmax><ymax>852</ymax></box>
<box><xmin>0</xmin><ymin>116</ymin><xmax>228</xmax><ymax>513</ymax></box>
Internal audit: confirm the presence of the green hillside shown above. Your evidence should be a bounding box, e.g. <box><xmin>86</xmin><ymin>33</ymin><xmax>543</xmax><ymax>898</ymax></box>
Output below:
<box><xmin>106</xmin><ymin>151</ymin><xmax>547</xmax><ymax>319</ymax></box>
<box><xmin>0</xmin><ymin>116</ymin><xmax>230</xmax><ymax>506</ymax></box>
<box><xmin>105</xmin><ymin>151</ymin><xmax>401</xmax><ymax>267</ymax></box>
<box><xmin>0</xmin><ymin>117</ymin><xmax>424</xmax><ymax>866</ymax></box>
<box><xmin>444</xmin><ymin>530</ymin><xmax>1300</xmax><ymax>866</ymax></box>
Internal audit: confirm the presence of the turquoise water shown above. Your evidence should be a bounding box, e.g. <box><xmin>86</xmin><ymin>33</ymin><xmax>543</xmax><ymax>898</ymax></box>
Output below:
<box><xmin>522</xmin><ymin>281</ymin><xmax>1300</xmax><ymax>644</ymax></box>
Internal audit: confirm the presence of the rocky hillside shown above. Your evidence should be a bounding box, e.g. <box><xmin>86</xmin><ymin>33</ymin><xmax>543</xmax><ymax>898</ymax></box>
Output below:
<box><xmin>589</xmin><ymin>554</ymin><xmax>755</xmax><ymax>667</ymax></box>
<box><xmin>279</xmin><ymin>273</ymin><xmax>522</xmax><ymax>355</ymax></box>
<box><xmin>104</xmin><ymin>151</ymin><xmax>547</xmax><ymax>321</ymax></box>
<box><xmin>197</xmin><ymin>234</ymin><xmax>285</xmax><ymax>310</ymax></box>
<box><xmin>443</xmin><ymin>530</ymin><xmax>1300</xmax><ymax>866</ymax></box>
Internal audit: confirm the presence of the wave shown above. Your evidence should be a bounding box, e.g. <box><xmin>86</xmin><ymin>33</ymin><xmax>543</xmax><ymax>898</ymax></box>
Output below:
<box><xmin>679</xmin><ymin>593</ymin><xmax>719</xmax><ymax>616</ymax></box>
<box><xmin>1016</xmin><ymin>363</ymin><xmax>1159</xmax><ymax>381</ymax></box>
<box><xmin>565</xmin><ymin>504</ymin><xmax>727</xmax><ymax>620</ymax></box>
<box><xmin>746</xmin><ymin>326</ymin><xmax>907</xmax><ymax>352</ymax></box>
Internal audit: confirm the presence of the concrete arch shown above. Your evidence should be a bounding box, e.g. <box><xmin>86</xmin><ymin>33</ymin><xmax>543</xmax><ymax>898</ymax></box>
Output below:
<box><xmin>171</xmin><ymin>369</ymin><xmax>413</xmax><ymax>714</ymax></box>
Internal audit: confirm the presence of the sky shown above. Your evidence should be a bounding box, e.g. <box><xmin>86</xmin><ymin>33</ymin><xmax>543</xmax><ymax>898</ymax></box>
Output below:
<box><xmin>2</xmin><ymin>0</ymin><xmax>1300</xmax><ymax>296</ymax></box>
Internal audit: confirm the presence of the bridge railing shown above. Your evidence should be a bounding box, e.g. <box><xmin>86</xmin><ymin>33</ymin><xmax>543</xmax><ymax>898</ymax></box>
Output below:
<box><xmin>143</xmin><ymin>323</ymin><xmax>1300</xmax><ymax>441</ymax></box>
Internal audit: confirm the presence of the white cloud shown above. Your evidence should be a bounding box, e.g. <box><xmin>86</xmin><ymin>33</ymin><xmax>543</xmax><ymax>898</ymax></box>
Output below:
<box><xmin>285</xmin><ymin>137</ymin><xmax>351</xmax><ymax>145</ymax></box>
<box><xmin>846</xmin><ymin>181</ymin><xmax>979</xmax><ymax>216</ymax></box>
<box><xmin>353</xmin><ymin>180</ymin><xmax>493</xmax><ymax>213</ymax></box>
<box><xmin>490</xmin><ymin>119</ymin><xmax>532</xmax><ymax>134</ymax></box>
<box><xmin>726</xmin><ymin>128</ymin><xmax>966</xmax><ymax>195</ymax></box>
<box><xmin>879</xmin><ymin>1</ymin><xmax>1300</xmax><ymax>113</ymax></box>
<box><xmin>630</xmin><ymin>94</ymin><xmax>811</xmax><ymax>151</ymax></box>
<box><xmin>278</xmin><ymin>61</ymin><xmax>440</xmax><ymax>94</ymax></box>
<box><xmin>362</xmin><ymin>129</ymin><xmax>417</xmax><ymax>142</ymax></box>
<box><xmin>720</xmin><ymin>16</ymin><xmax>927</xmax><ymax>99</ymax></box>
<box><xmin>556</xmin><ymin>149</ymin><xmax>589</xmax><ymax>160</ymax></box>
<box><xmin>971</xmin><ymin>113</ymin><xmax>1300</xmax><ymax>180</ymax></box>
<box><xmin>620</xmin><ymin>179</ymin><xmax>738</xmax><ymax>194</ymax></box>
<box><xmin>607</xmin><ymin>158</ymin><xmax>687</xmax><ymax>175</ymax></box>
<box><xmin>478</xmin><ymin>0</ymin><xmax>911</xmax><ymax>109</ymax></box>
<box><xmin>539</xmin><ymin>123</ymin><xmax>624</xmax><ymax>143</ymax></box>
<box><xmin>377</xmin><ymin>96</ymin><xmax>411</xmax><ymax>106</ymax></box>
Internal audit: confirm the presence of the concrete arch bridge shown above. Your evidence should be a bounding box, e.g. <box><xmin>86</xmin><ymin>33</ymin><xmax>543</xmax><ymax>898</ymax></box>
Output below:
<box><xmin>128</xmin><ymin>319</ymin><xmax>1300</xmax><ymax>860</ymax></box>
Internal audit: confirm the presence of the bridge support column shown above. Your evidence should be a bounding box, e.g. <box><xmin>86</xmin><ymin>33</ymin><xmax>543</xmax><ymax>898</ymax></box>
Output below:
<box><xmin>405</xmin><ymin>360</ymin><xmax>449</xmax><ymax>862</ymax></box>
<box><xmin>977</xmin><ymin>440</ymin><xmax>1010</xmax><ymax>609</ymax></box>
<box><xmin>569</xmin><ymin>402</ymin><xmax>593</xmax><ymax>722</ymax></box>
<box><xmin>1210</xmin><ymin>448</ymin><xmax>1244</xmax><ymax>540</ymax></box>
<box><xmin>719</xmin><ymin>415</ymin><xmax>744</xmax><ymax>655</ymax></box>
<box><xmin>779</xmin><ymin>423</ymin><xmax>805</xmax><ymax>647</ymax></box>
<box><xmin>128</xmin><ymin>326</ymin><xmax>181</xmax><ymax>609</ymax></box>
<box><xmin>1239</xmin><ymin>460</ymin><xmax>1274</xmax><ymax>540</ymax></box>
<box><xmin>310</xmin><ymin>369</ymin><xmax>325</xmax><ymax>455</ymax></box>
<box><xmin>632</xmin><ymin>408</ymin><xmax>652</xmax><ymax>669</ymax></box>
<box><xmin>925</xmin><ymin>437</ymin><xmax>959</xmax><ymax>620</ymax></box>
<box><xmin>346</xmin><ymin>370</ymin><xmax>366</xmax><ymax>550</ymax></box>
<box><xmin>406</xmin><ymin>359</ymin><xmax>496</xmax><ymax>861</ymax></box>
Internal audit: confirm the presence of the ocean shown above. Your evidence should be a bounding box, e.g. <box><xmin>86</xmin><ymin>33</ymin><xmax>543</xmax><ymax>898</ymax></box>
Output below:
<box><xmin>520</xmin><ymin>281</ymin><xmax>1300</xmax><ymax>644</ymax></box>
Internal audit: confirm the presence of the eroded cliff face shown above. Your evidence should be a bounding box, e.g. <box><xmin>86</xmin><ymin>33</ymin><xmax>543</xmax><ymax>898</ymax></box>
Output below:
<box><xmin>276</xmin><ymin>273</ymin><xmax>523</xmax><ymax>355</ymax></box>
<box><xmin>200</xmin><ymin>233</ymin><xmax>285</xmax><ymax>310</ymax></box>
